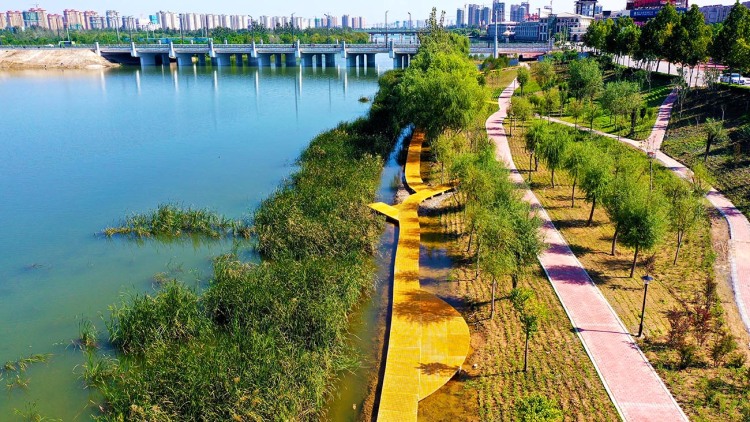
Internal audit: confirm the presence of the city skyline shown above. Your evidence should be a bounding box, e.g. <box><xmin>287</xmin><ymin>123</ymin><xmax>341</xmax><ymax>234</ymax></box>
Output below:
<box><xmin>3</xmin><ymin>0</ymin><xmax>746</xmax><ymax>26</ymax></box>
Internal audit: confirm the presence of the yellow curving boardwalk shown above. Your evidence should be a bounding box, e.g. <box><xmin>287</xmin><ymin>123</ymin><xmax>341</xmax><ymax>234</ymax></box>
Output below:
<box><xmin>370</xmin><ymin>130</ymin><xmax>471</xmax><ymax>421</ymax></box>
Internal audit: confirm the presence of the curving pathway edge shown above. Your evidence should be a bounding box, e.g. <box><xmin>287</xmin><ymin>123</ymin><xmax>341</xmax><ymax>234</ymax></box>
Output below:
<box><xmin>548</xmin><ymin>91</ymin><xmax>750</xmax><ymax>340</ymax></box>
<box><xmin>369</xmin><ymin>131</ymin><xmax>471</xmax><ymax>421</ymax></box>
<box><xmin>489</xmin><ymin>82</ymin><xmax>689</xmax><ymax>421</ymax></box>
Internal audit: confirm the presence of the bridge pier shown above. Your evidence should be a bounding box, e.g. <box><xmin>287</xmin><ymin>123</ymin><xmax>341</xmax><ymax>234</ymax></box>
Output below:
<box><xmin>197</xmin><ymin>55</ymin><xmax>207</xmax><ymax>66</ymax></box>
<box><xmin>235</xmin><ymin>53</ymin><xmax>244</xmax><ymax>66</ymax></box>
<box><xmin>325</xmin><ymin>53</ymin><xmax>336</xmax><ymax>68</ymax></box>
<box><xmin>366</xmin><ymin>53</ymin><xmax>376</xmax><ymax>68</ymax></box>
<box><xmin>285</xmin><ymin>53</ymin><xmax>297</xmax><ymax>67</ymax></box>
<box><xmin>138</xmin><ymin>53</ymin><xmax>169</xmax><ymax>66</ymax></box>
<box><xmin>257</xmin><ymin>53</ymin><xmax>272</xmax><ymax>67</ymax></box>
<box><xmin>176</xmin><ymin>53</ymin><xmax>193</xmax><ymax>67</ymax></box>
<box><xmin>300</xmin><ymin>53</ymin><xmax>314</xmax><ymax>67</ymax></box>
<box><xmin>247</xmin><ymin>56</ymin><xmax>258</xmax><ymax>66</ymax></box>
<box><xmin>212</xmin><ymin>53</ymin><xmax>232</xmax><ymax>66</ymax></box>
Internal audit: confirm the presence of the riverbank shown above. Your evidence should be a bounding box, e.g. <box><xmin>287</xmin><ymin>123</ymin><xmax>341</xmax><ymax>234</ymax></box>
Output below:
<box><xmin>0</xmin><ymin>49</ymin><xmax>118</xmax><ymax>69</ymax></box>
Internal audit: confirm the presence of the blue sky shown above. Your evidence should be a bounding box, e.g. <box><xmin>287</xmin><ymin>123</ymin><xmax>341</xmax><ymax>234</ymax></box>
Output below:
<box><xmin>7</xmin><ymin>1</ymin><xmax>742</xmax><ymax>23</ymax></box>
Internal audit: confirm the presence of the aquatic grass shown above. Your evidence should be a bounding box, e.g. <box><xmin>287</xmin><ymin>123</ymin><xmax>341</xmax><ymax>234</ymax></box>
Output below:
<box><xmin>103</xmin><ymin>204</ymin><xmax>252</xmax><ymax>240</ymax></box>
<box><xmin>76</xmin><ymin>318</ymin><xmax>99</xmax><ymax>350</ymax></box>
<box><xmin>90</xmin><ymin>71</ymin><xmax>405</xmax><ymax>420</ymax></box>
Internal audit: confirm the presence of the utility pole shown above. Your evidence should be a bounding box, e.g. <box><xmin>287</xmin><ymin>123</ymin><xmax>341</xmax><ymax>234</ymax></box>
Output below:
<box><xmin>408</xmin><ymin>12</ymin><xmax>412</xmax><ymax>30</ymax></box>
<box><xmin>291</xmin><ymin>12</ymin><xmax>295</xmax><ymax>41</ymax></box>
<box><xmin>494</xmin><ymin>9</ymin><xmax>499</xmax><ymax>58</ymax></box>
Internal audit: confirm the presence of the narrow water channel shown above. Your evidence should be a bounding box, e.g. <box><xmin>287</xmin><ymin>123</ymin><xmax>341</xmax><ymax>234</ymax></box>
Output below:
<box><xmin>324</xmin><ymin>127</ymin><xmax>410</xmax><ymax>421</ymax></box>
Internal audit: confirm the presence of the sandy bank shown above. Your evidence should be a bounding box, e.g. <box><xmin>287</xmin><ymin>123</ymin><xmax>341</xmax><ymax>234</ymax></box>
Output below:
<box><xmin>0</xmin><ymin>49</ymin><xmax>119</xmax><ymax>70</ymax></box>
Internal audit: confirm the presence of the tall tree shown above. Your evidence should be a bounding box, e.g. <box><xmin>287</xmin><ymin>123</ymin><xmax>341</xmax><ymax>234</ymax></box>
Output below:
<box><xmin>711</xmin><ymin>2</ymin><xmax>750</xmax><ymax>73</ymax></box>
<box><xmin>568</xmin><ymin>58</ymin><xmax>603</xmax><ymax>102</ymax></box>
<box><xmin>671</xmin><ymin>5</ymin><xmax>711</xmax><ymax>86</ymax></box>
<box><xmin>583</xmin><ymin>19</ymin><xmax>612</xmax><ymax>54</ymax></box>
<box><xmin>606</xmin><ymin>17</ymin><xmax>641</xmax><ymax>64</ymax></box>
<box><xmin>525</xmin><ymin>120</ymin><xmax>549</xmax><ymax>182</ymax></box>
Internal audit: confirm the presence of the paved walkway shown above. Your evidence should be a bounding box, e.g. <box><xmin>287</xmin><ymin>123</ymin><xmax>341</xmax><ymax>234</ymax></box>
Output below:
<box><xmin>548</xmin><ymin>91</ymin><xmax>750</xmax><ymax>339</ymax></box>
<box><xmin>489</xmin><ymin>82</ymin><xmax>688</xmax><ymax>421</ymax></box>
<box><xmin>369</xmin><ymin>131</ymin><xmax>471</xmax><ymax>421</ymax></box>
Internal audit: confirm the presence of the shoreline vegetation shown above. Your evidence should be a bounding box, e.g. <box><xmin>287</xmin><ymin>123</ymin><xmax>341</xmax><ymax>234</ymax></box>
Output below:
<box><xmin>85</xmin><ymin>67</ymin><xmax>404</xmax><ymax>418</ymax></box>
<box><xmin>103</xmin><ymin>204</ymin><xmax>252</xmax><ymax>239</ymax></box>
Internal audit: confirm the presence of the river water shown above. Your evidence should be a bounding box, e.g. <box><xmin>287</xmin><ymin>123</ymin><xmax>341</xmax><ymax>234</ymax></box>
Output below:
<box><xmin>0</xmin><ymin>58</ymin><xmax>391</xmax><ymax>420</ymax></box>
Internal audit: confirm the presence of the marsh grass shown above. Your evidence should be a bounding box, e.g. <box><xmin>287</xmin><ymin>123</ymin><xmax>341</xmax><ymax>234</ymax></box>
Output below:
<box><xmin>103</xmin><ymin>204</ymin><xmax>252</xmax><ymax>240</ymax></box>
<box><xmin>88</xmin><ymin>72</ymin><xmax>405</xmax><ymax>420</ymax></box>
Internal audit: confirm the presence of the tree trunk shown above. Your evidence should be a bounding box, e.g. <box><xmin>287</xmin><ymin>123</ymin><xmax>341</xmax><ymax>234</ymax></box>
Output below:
<box><xmin>534</xmin><ymin>155</ymin><xmax>539</xmax><ymax>171</ymax></box>
<box><xmin>466</xmin><ymin>229</ymin><xmax>474</xmax><ymax>253</ymax></box>
<box><xmin>491</xmin><ymin>278</ymin><xmax>497</xmax><ymax>319</ymax></box>
<box><xmin>475</xmin><ymin>240</ymin><xmax>480</xmax><ymax>279</ymax></box>
<box><xmin>523</xmin><ymin>332</ymin><xmax>529</xmax><ymax>372</ymax></box>
<box><xmin>587</xmin><ymin>197</ymin><xmax>597</xmax><ymax>226</ymax></box>
<box><xmin>571</xmin><ymin>176</ymin><xmax>577</xmax><ymax>207</ymax></box>
<box><xmin>704</xmin><ymin>135</ymin><xmax>713</xmax><ymax>162</ymax></box>
<box><xmin>631</xmin><ymin>110</ymin><xmax>637</xmax><ymax>137</ymax></box>
<box><xmin>528</xmin><ymin>153</ymin><xmax>534</xmax><ymax>183</ymax></box>
<box><xmin>668</xmin><ymin>61</ymin><xmax>671</xmax><ymax>76</ymax></box>
<box><xmin>630</xmin><ymin>243</ymin><xmax>640</xmax><ymax>278</ymax></box>
<box><xmin>551</xmin><ymin>168</ymin><xmax>556</xmax><ymax>188</ymax></box>
<box><xmin>674</xmin><ymin>231</ymin><xmax>683</xmax><ymax>265</ymax></box>
<box><xmin>611</xmin><ymin>224</ymin><xmax>619</xmax><ymax>256</ymax></box>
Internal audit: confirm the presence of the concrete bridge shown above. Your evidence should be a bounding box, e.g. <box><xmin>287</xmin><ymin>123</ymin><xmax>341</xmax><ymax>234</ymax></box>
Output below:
<box><xmin>1</xmin><ymin>42</ymin><xmax>549</xmax><ymax>68</ymax></box>
<box><xmin>97</xmin><ymin>40</ymin><xmax>548</xmax><ymax>68</ymax></box>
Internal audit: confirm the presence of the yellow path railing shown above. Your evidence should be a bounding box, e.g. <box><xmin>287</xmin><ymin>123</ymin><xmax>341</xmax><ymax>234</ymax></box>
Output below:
<box><xmin>370</xmin><ymin>130</ymin><xmax>471</xmax><ymax>421</ymax></box>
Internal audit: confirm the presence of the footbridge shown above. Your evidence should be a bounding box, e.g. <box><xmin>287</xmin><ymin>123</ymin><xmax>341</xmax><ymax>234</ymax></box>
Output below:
<box><xmin>72</xmin><ymin>41</ymin><xmax>546</xmax><ymax>68</ymax></box>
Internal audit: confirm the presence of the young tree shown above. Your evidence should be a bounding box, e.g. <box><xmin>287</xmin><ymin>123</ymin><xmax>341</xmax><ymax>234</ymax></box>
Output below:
<box><xmin>542</xmin><ymin>87</ymin><xmax>561</xmax><ymax>119</ymax></box>
<box><xmin>562</xmin><ymin>142</ymin><xmax>588</xmax><ymax>207</ymax></box>
<box><xmin>534</xmin><ymin>60</ymin><xmax>556</xmax><ymax>92</ymax></box>
<box><xmin>537</xmin><ymin>128</ymin><xmax>570</xmax><ymax>188</ymax></box>
<box><xmin>664</xmin><ymin>178</ymin><xmax>705</xmax><ymax>264</ymax></box>
<box><xmin>603</xmin><ymin>173</ymin><xmax>642</xmax><ymax>256</ymax></box>
<box><xmin>567</xmin><ymin>99</ymin><xmax>585</xmax><ymax>129</ymax></box>
<box><xmin>606</xmin><ymin>17</ymin><xmax>641</xmax><ymax>64</ymax></box>
<box><xmin>601</xmin><ymin>81</ymin><xmax>643</xmax><ymax>137</ymax></box>
<box><xmin>509</xmin><ymin>205</ymin><xmax>543</xmax><ymax>289</ymax></box>
<box><xmin>704</xmin><ymin>118</ymin><xmax>728</xmax><ymax>162</ymax></box>
<box><xmin>580</xmin><ymin>153</ymin><xmax>613</xmax><ymax>226</ymax></box>
<box><xmin>517</xmin><ymin>66</ymin><xmax>531</xmax><ymax>95</ymax></box>
<box><xmin>477</xmin><ymin>210</ymin><xmax>514</xmax><ymax>318</ymax></box>
<box><xmin>525</xmin><ymin>120</ymin><xmax>549</xmax><ymax>182</ymax></box>
<box><xmin>510</xmin><ymin>288</ymin><xmax>546</xmax><ymax>373</ymax></box>
<box><xmin>640</xmin><ymin>4</ymin><xmax>681</xmax><ymax>74</ymax></box>
<box><xmin>618</xmin><ymin>191</ymin><xmax>668</xmax><ymax>278</ymax></box>
<box><xmin>584</xmin><ymin>101</ymin><xmax>602</xmax><ymax>130</ymax></box>
<box><xmin>511</xmin><ymin>96</ymin><xmax>533</xmax><ymax>137</ymax></box>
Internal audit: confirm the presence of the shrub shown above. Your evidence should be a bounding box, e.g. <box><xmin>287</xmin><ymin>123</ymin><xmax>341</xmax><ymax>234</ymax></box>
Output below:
<box><xmin>515</xmin><ymin>395</ymin><xmax>563</xmax><ymax>422</ymax></box>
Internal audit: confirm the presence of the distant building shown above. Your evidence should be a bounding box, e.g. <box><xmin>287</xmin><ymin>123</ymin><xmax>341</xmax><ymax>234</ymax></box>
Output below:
<box><xmin>515</xmin><ymin>20</ymin><xmax>541</xmax><ymax>41</ymax></box>
<box><xmin>7</xmin><ymin>11</ymin><xmax>24</xmax><ymax>29</ymax></box>
<box><xmin>468</xmin><ymin>4</ymin><xmax>481</xmax><ymax>26</ymax></box>
<box><xmin>540</xmin><ymin>12</ymin><xmax>593</xmax><ymax>42</ymax></box>
<box><xmin>457</xmin><ymin>8</ymin><xmax>466</xmax><ymax>27</ymax></box>
<box><xmin>626</xmin><ymin>0</ymin><xmax>688</xmax><ymax>23</ymax></box>
<box><xmin>699</xmin><ymin>4</ymin><xmax>734</xmax><ymax>24</ymax></box>
<box><xmin>487</xmin><ymin>21</ymin><xmax>517</xmax><ymax>38</ymax></box>
<box><xmin>0</xmin><ymin>13</ymin><xmax>7</xmax><ymax>29</ymax></box>
<box><xmin>493</xmin><ymin>1</ymin><xmax>506</xmax><ymax>22</ymax></box>
<box><xmin>510</xmin><ymin>3</ymin><xmax>530</xmax><ymax>22</ymax></box>
<box><xmin>47</xmin><ymin>14</ymin><xmax>64</xmax><ymax>32</ymax></box>
<box><xmin>575</xmin><ymin>0</ymin><xmax>598</xmax><ymax>17</ymax></box>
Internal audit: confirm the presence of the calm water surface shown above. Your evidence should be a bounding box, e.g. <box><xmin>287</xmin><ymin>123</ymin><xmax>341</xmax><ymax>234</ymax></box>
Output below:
<box><xmin>0</xmin><ymin>59</ymin><xmax>389</xmax><ymax>420</ymax></box>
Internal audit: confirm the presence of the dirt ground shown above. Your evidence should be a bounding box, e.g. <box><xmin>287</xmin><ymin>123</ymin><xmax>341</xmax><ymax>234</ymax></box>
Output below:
<box><xmin>0</xmin><ymin>49</ymin><xmax>118</xmax><ymax>69</ymax></box>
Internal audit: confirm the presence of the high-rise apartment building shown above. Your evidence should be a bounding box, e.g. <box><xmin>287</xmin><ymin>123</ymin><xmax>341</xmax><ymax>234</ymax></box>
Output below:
<box><xmin>47</xmin><ymin>14</ymin><xmax>64</xmax><ymax>31</ymax></box>
<box><xmin>63</xmin><ymin>9</ymin><xmax>85</xmax><ymax>30</ymax></box>
<box><xmin>467</xmin><ymin>4</ymin><xmax>480</xmax><ymax>26</ymax></box>
<box><xmin>7</xmin><ymin>11</ymin><xmax>24</xmax><ymax>28</ymax></box>
<box><xmin>456</xmin><ymin>8</ymin><xmax>465</xmax><ymax>27</ymax></box>
<box><xmin>480</xmin><ymin>6</ymin><xmax>491</xmax><ymax>27</ymax></box>
<box><xmin>106</xmin><ymin>10</ymin><xmax>120</xmax><ymax>29</ymax></box>
<box><xmin>492</xmin><ymin>1</ymin><xmax>505</xmax><ymax>22</ymax></box>
<box><xmin>510</xmin><ymin>3</ymin><xmax>530</xmax><ymax>22</ymax></box>
<box><xmin>342</xmin><ymin>14</ymin><xmax>350</xmax><ymax>28</ymax></box>
<box><xmin>0</xmin><ymin>13</ymin><xmax>6</xmax><ymax>29</ymax></box>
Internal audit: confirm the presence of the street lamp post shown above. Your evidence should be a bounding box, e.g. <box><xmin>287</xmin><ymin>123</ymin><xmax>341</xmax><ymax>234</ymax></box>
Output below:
<box><xmin>179</xmin><ymin>14</ymin><xmax>184</xmax><ymax>44</ymax></box>
<box><xmin>408</xmin><ymin>12</ymin><xmax>412</xmax><ymax>30</ymax></box>
<box><xmin>637</xmin><ymin>275</ymin><xmax>653</xmax><ymax>337</ymax></box>
<box><xmin>385</xmin><ymin>10</ymin><xmax>389</xmax><ymax>46</ymax></box>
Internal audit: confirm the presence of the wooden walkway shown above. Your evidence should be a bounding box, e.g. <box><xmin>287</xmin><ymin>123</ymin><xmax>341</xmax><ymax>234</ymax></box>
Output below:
<box><xmin>370</xmin><ymin>131</ymin><xmax>471</xmax><ymax>421</ymax></box>
<box><xmin>490</xmin><ymin>82</ymin><xmax>688</xmax><ymax>421</ymax></box>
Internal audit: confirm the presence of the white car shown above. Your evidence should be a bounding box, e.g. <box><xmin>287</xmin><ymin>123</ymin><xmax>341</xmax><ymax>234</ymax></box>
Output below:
<box><xmin>720</xmin><ymin>73</ymin><xmax>746</xmax><ymax>84</ymax></box>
